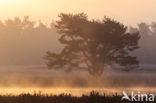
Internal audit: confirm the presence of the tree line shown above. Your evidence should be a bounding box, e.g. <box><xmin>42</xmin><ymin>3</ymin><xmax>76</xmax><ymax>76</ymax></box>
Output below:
<box><xmin>0</xmin><ymin>13</ymin><xmax>156</xmax><ymax>76</ymax></box>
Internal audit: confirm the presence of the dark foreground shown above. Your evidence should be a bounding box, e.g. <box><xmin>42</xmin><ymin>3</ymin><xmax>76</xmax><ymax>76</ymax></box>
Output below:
<box><xmin>0</xmin><ymin>91</ymin><xmax>154</xmax><ymax>103</ymax></box>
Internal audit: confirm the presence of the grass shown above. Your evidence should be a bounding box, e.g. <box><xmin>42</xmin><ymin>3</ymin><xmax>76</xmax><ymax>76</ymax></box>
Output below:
<box><xmin>0</xmin><ymin>91</ymin><xmax>155</xmax><ymax>103</ymax></box>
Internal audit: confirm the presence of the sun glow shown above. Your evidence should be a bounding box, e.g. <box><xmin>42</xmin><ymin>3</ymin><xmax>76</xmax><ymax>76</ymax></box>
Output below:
<box><xmin>0</xmin><ymin>0</ymin><xmax>12</xmax><ymax>4</ymax></box>
<box><xmin>0</xmin><ymin>87</ymin><xmax>156</xmax><ymax>96</ymax></box>
<box><xmin>0</xmin><ymin>0</ymin><xmax>156</xmax><ymax>26</ymax></box>
<box><xmin>0</xmin><ymin>0</ymin><xmax>29</xmax><ymax>12</ymax></box>
<box><xmin>0</xmin><ymin>0</ymin><xmax>24</xmax><ymax>6</ymax></box>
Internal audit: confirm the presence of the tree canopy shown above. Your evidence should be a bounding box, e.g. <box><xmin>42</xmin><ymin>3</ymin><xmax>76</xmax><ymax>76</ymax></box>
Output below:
<box><xmin>45</xmin><ymin>13</ymin><xmax>140</xmax><ymax>76</ymax></box>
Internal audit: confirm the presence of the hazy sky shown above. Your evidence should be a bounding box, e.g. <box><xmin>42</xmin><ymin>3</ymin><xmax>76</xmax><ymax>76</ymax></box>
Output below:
<box><xmin>0</xmin><ymin>0</ymin><xmax>156</xmax><ymax>26</ymax></box>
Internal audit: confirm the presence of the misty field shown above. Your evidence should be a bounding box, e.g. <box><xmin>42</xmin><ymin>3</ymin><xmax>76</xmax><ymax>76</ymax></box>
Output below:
<box><xmin>1</xmin><ymin>65</ymin><xmax>156</xmax><ymax>88</ymax></box>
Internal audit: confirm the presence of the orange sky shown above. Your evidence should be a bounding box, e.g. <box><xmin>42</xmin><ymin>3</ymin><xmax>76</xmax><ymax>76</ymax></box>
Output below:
<box><xmin>0</xmin><ymin>0</ymin><xmax>156</xmax><ymax>26</ymax></box>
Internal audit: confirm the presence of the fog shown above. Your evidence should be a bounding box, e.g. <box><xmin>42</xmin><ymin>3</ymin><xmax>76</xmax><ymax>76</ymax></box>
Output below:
<box><xmin>0</xmin><ymin>17</ymin><xmax>156</xmax><ymax>92</ymax></box>
<box><xmin>0</xmin><ymin>17</ymin><xmax>60</xmax><ymax>65</ymax></box>
<box><xmin>0</xmin><ymin>65</ymin><xmax>156</xmax><ymax>88</ymax></box>
<box><xmin>0</xmin><ymin>17</ymin><xmax>156</xmax><ymax>65</ymax></box>
<box><xmin>130</xmin><ymin>22</ymin><xmax>156</xmax><ymax>64</ymax></box>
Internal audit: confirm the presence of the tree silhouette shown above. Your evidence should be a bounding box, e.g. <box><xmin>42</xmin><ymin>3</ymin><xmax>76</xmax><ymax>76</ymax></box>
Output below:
<box><xmin>45</xmin><ymin>13</ymin><xmax>140</xmax><ymax>76</ymax></box>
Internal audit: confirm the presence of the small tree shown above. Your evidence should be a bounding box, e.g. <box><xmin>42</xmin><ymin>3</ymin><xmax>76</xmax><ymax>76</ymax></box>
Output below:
<box><xmin>45</xmin><ymin>13</ymin><xmax>140</xmax><ymax>77</ymax></box>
